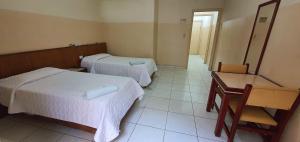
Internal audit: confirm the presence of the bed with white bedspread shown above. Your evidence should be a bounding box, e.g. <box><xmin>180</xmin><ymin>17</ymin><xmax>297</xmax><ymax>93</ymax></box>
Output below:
<box><xmin>81</xmin><ymin>54</ymin><xmax>157</xmax><ymax>87</ymax></box>
<box><xmin>0</xmin><ymin>67</ymin><xmax>144</xmax><ymax>142</ymax></box>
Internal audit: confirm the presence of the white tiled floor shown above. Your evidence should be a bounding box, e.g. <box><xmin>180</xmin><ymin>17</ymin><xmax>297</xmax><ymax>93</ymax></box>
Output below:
<box><xmin>0</xmin><ymin>55</ymin><xmax>263</xmax><ymax>142</ymax></box>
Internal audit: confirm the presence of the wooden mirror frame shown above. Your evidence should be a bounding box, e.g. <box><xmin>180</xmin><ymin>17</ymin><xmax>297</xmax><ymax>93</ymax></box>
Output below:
<box><xmin>243</xmin><ymin>0</ymin><xmax>281</xmax><ymax>75</ymax></box>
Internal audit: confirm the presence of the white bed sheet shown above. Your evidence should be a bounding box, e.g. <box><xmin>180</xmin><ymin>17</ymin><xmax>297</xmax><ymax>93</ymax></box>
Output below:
<box><xmin>0</xmin><ymin>68</ymin><xmax>144</xmax><ymax>142</ymax></box>
<box><xmin>81</xmin><ymin>54</ymin><xmax>158</xmax><ymax>87</ymax></box>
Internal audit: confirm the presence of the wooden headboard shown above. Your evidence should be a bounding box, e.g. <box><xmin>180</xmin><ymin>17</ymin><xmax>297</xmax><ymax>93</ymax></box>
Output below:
<box><xmin>0</xmin><ymin>43</ymin><xmax>107</xmax><ymax>79</ymax></box>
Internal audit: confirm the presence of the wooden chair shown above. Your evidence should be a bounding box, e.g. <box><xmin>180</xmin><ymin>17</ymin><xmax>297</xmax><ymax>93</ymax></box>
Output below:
<box><xmin>211</xmin><ymin>62</ymin><xmax>250</xmax><ymax>111</ymax></box>
<box><xmin>218</xmin><ymin>62</ymin><xmax>249</xmax><ymax>74</ymax></box>
<box><xmin>216</xmin><ymin>85</ymin><xmax>300</xmax><ymax>142</ymax></box>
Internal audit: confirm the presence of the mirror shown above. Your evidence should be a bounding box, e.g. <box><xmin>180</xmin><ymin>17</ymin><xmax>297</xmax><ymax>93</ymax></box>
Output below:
<box><xmin>243</xmin><ymin>0</ymin><xmax>281</xmax><ymax>74</ymax></box>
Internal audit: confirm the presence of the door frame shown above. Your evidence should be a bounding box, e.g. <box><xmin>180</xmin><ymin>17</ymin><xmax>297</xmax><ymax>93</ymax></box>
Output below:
<box><xmin>186</xmin><ymin>8</ymin><xmax>222</xmax><ymax>70</ymax></box>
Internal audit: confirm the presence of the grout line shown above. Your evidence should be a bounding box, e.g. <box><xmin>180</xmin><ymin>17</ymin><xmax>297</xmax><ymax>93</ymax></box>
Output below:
<box><xmin>126</xmin><ymin>123</ymin><xmax>137</xmax><ymax>142</ymax></box>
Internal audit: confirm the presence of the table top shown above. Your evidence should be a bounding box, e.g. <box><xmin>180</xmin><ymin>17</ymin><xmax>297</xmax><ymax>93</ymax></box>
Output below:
<box><xmin>213</xmin><ymin>72</ymin><xmax>278</xmax><ymax>92</ymax></box>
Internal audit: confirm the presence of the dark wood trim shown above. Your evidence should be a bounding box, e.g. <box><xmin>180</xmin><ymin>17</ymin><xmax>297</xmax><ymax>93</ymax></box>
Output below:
<box><xmin>243</xmin><ymin>0</ymin><xmax>281</xmax><ymax>75</ymax></box>
<box><xmin>0</xmin><ymin>43</ymin><xmax>107</xmax><ymax>79</ymax></box>
<box><xmin>217</xmin><ymin>62</ymin><xmax>222</xmax><ymax>72</ymax></box>
<box><xmin>206</xmin><ymin>77</ymin><xmax>218</xmax><ymax>112</ymax></box>
<box><xmin>0</xmin><ymin>104</ymin><xmax>8</xmax><ymax>118</ymax></box>
<box><xmin>245</xmin><ymin>63</ymin><xmax>250</xmax><ymax>74</ymax></box>
<box><xmin>259</xmin><ymin>75</ymin><xmax>282</xmax><ymax>87</ymax></box>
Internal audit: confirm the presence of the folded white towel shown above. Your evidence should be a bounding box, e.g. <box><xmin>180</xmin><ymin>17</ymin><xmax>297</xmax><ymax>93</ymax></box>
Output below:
<box><xmin>129</xmin><ymin>61</ymin><xmax>145</xmax><ymax>65</ymax></box>
<box><xmin>84</xmin><ymin>85</ymin><xmax>118</xmax><ymax>100</ymax></box>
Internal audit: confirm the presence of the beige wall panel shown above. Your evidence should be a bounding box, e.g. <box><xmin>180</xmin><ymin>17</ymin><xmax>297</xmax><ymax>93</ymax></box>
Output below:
<box><xmin>189</xmin><ymin>21</ymin><xmax>202</xmax><ymax>55</ymax></box>
<box><xmin>0</xmin><ymin>0</ymin><xmax>100</xmax><ymax>21</ymax></box>
<box><xmin>103</xmin><ymin>23</ymin><xmax>154</xmax><ymax>58</ymax></box>
<box><xmin>206</xmin><ymin>13</ymin><xmax>219</xmax><ymax>64</ymax></box>
<box><xmin>98</xmin><ymin>0</ymin><xmax>155</xmax><ymax>59</ymax></box>
<box><xmin>198</xmin><ymin>16</ymin><xmax>212</xmax><ymax>58</ymax></box>
<box><xmin>0</xmin><ymin>9</ymin><xmax>104</xmax><ymax>55</ymax></box>
<box><xmin>157</xmin><ymin>0</ymin><xmax>224</xmax><ymax>67</ymax></box>
<box><xmin>213</xmin><ymin>16</ymin><xmax>254</xmax><ymax>69</ymax></box>
<box><xmin>157</xmin><ymin>23</ymin><xmax>189</xmax><ymax>67</ymax></box>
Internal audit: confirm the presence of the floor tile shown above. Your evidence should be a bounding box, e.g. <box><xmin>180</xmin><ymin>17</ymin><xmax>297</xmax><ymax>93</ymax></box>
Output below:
<box><xmin>66</xmin><ymin>128</ymin><xmax>94</xmax><ymax>141</ymax></box>
<box><xmin>198</xmin><ymin>137</ymin><xmax>218</xmax><ymax>142</ymax></box>
<box><xmin>23</xmin><ymin>128</ymin><xmax>63</xmax><ymax>142</ymax></box>
<box><xmin>153</xmin><ymin>83</ymin><xmax>172</xmax><ymax>90</ymax></box>
<box><xmin>58</xmin><ymin>135</ymin><xmax>90</xmax><ymax>142</ymax></box>
<box><xmin>171</xmin><ymin>91</ymin><xmax>192</xmax><ymax>102</ymax></box>
<box><xmin>195</xmin><ymin>117</ymin><xmax>227</xmax><ymax>141</ymax></box>
<box><xmin>114</xmin><ymin>123</ymin><xmax>136</xmax><ymax>142</ymax></box>
<box><xmin>191</xmin><ymin>93</ymin><xmax>208</xmax><ymax>104</ymax></box>
<box><xmin>0</xmin><ymin>117</ymin><xmax>16</xmax><ymax>132</ymax></box>
<box><xmin>190</xmin><ymin>86</ymin><xmax>209</xmax><ymax>95</ymax></box>
<box><xmin>150</xmin><ymin>88</ymin><xmax>171</xmax><ymax>99</ymax></box>
<box><xmin>193</xmin><ymin>103</ymin><xmax>218</xmax><ymax>119</ymax></box>
<box><xmin>169</xmin><ymin>100</ymin><xmax>194</xmax><ymax>115</ymax></box>
<box><xmin>235</xmin><ymin>130</ymin><xmax>263</xmax><ymax>142</ymax></box>
<box><xmin>128</xmin><ymin>125</ymin><xmax>164</xmax><ymax>142</ymax></box>
<box><xmin>145</xmin><ymin>97</ymin><xmax>169</xmax><ymax>111</ymax></box>
<box><xmin>124</xmin><ymin>107</ymin><xmax>144</xmax><ymax>123</ymax></box>
<box><xmin>166</xmin><ymin>112</ymin><xmax>197</xmax><ymax>136</ymax></box>
<box><xmin>138</xmin><ymin>108</ymin><xmax>167</xmax><ymax>129</ymax></box>
<box><xmin>0</xmin><ymin>123</ymin><xmax>38</xmax><ymax>142</ymax></box>
<box><xmin>164</xmin><ymin>131</ymin><xmax>198</xmax><ymax>142</ymax></box>
<box><xmin>43</xmin><ymin>123</ymin><xmax>74</xmax><ymax>134</ymax></box>
<box><xmin>134</xmin><ymin>96</ymin><xmax>149</xmax><ymax>108</ymax></box>
<box><xmin>172</xmin><ymin>84</ymin><xmax>190</xmax><ymax>92</ymax></box>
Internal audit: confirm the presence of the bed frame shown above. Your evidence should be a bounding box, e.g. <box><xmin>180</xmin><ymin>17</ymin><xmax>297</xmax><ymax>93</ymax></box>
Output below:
<box><xmin>0</xmin><ymin>43</ymin><xmax>107</xmax><ymax>79</ymax></box>
<box><xmin>0</xmin><ymin>43</ymin><xmax>108</xmax><ymax>133</ymax></box>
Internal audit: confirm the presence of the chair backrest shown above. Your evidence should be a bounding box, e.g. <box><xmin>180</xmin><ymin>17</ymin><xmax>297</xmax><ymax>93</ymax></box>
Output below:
<box><xmin>246</xmin><ymin>87</ymin><xmax>300</xmax><ymax>110</ymax></box>
<box><xmin>218</xmin><ymin>62</ymin><xmax>249</xmax><ymax>74</ymax></box>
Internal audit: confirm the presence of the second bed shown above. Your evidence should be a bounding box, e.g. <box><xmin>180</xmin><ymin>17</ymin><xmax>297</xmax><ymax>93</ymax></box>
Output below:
<box><xmin>81</xmin><ymin>54</ymin><xmax>157</xmax><ymax>87</ymax></box>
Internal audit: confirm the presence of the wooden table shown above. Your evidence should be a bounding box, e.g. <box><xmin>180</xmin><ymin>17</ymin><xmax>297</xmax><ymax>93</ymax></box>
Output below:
<box><xmin>206</xmin><ymin>72</ymin><xmax>279</xmax><ymax>137</ymax></box>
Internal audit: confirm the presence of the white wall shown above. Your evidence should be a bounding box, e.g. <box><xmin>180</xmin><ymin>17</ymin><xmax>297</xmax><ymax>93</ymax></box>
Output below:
<box><xmin>98</xmin><ymin>0</ymin><xmax>155</xmax><ymax>23</ymax></box>
<box><xmin>0</xmin><ymin>0</ymin><xmax>100</xmax><ymax>21</ymax></box>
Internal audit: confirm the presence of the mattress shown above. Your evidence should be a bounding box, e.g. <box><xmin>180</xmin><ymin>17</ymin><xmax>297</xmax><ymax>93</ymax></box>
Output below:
<box><xmin>0</xmin><ymin>67</ymin><xmax>144</xmax><ymax>142</ymax></box>
<box><xmin>81</xmin><ymin>54</ymin><xmax>157</xmax><ymax>87</ymax></box>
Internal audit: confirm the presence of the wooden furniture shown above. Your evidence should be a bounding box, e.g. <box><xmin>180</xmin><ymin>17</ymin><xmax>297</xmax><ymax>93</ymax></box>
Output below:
<box><xmin>243</xmin><ymin>0</ymin><xmax>281</xmax><ymax>74</ymax></box>
<box><xmin>0</xmin><ymin>42</ymin><xmax>107</xmax><ymax>132</ymax></box>
<box><xmin>206</xmin><ymin>72</ymin><xmax>299</xmax><ymax>141</ymax></box>
<box><xmin>0</xmin><ymin>43</ymin><xmax>107</xmax><ymax>79</ymax></box>
<box><xmin>210</xmin><ymin>62</ymin><xmax>250</xmax><ymax>112</ymax></box>
<box><xmin>216</xmin><ymin>85</ymin><xmax>300</xmax><ymax>142</ymax></box>
<box><xmin>67</xmin><ymin>67</ymin><xmax>87</xmax><ymax>72</ymax></box>
<box><xmin>218</xmin><ymin>62</ymin><xmax>249</xmax><ymax>74</ymax></box>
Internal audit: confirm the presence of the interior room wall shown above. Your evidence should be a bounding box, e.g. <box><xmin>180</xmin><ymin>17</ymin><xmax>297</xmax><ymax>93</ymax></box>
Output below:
<box><xmin>189</xmin><ymin>19</ymin><xmax>202</xmax><ymax>55</ymax></box>
<box><xmin>156</xmin><ymin>0</ymin><xmax>224</xmax><ymax>67</ymax></box>
<box><xmin>205</xmin><ymin>12</ymin><xmax>219</xmax><ymax>65</ymax></box>
<box><xmin>214</xmin><ymin>0</ymin><xmax>300</xmax><ymax>141</ymax></box>
<box><xmin>244</xmin><ymin>3</ymin><xmax>276</xmax><ymax>74</ymax></box>
<box><xmin>197</xmin><ymin>16</ymin><xmax>213</xmax><ymax>58</ymax></box>
<box><xmin>98</xmin><ymin>0</ymin><xmax>155</xmax><ymax>58</ymax></box>
<box><xmin>0</xmin><ymin>0</ymin><xmax>104</xmax><ymax>55</ymax></box>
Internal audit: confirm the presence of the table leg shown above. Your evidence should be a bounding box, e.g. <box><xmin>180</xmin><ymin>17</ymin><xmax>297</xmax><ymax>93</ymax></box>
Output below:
<box><xmin>206</xmin><ymin>78</ymin><xmax>217</xmax><ymax>112</ymax></box>
<box><xmin>214</xmin><ymin>94</ymin><xmax>230</xmax><ymax>137</ymax></box>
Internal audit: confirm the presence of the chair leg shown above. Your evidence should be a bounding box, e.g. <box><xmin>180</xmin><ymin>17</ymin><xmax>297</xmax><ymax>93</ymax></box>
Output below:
<box><xmin>215</xmin><ymin>95</ymin><xmax>230</xmax><ymax>137</ymax></box>
<box><xmin>228</xmin><ymin>116</ymin><xmax>239</xmax><ymax>142</ymax></box>
<box><xmin>206</xmin><ymin>79</ymin><xmax>217</xmax><ymax>112</ymax></box>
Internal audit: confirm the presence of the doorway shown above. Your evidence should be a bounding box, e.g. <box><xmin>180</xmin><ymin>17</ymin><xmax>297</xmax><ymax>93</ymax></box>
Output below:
<box><xmin>188</xmin><ymin>11</ymin><xmax>220</xmax><ymax>70</ymax></box>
